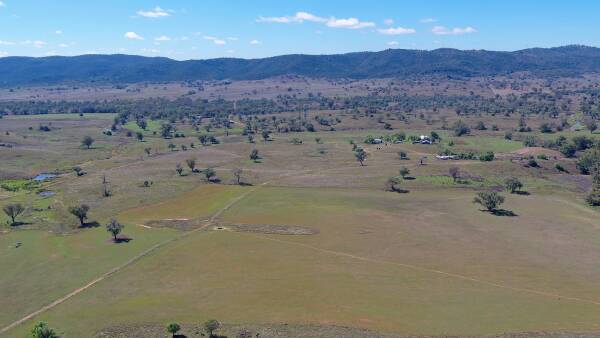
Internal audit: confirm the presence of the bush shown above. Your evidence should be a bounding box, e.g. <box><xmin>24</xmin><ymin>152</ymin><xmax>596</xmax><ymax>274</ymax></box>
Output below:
<box><xmin>504</xmin><ymin>177</ymin><xmax>523</xmax><ymax>193</ymax></box>
<box><xmin>586</xmin><ymin>191</ymin><xmax>600</xmax><ymax>206</ymax></box>
<box><xmin>473</xmin><ymin>191</ymin><xmax>505</xmax><ymax>212</ymax></box>
<box><xmin>523</xmin><ymin>135</ymin><xmax>537</xmax><ymax>147</ymax></box>
<box><xmin>560</xmin><ymin>143</ymin><xmax>577</xmax><ymax>158</ymax></box>
<box><xmin>555</xmin><ymin>163</ymin><xmax>567</xmax><ymax>172</ymax></box>
<box><xmin>452</xmin><ymin>120</ymin><xmax>470</xmax><ymax>136</ymax></box>
<box><xmin>527</xmin><ymin>159</ymin><xmax>539</xmax><ymax>168</ymax></box>
<box><xmin>577</xmin><ymin>148</ymin><xmax>600</xmax><ymax>174</ymax></box>
<box><xmin>479</xmin><ymin>151</ymin><xmax>495</xmax><ymax>161</ymax></box>
<box><xmin>539</xmin><ymin>122</ymin><xmax>553</xmax><ymax>133</ymax></box>
<box><xmin>29</xmin><ymin>322</ymin><xmax>58</xmax><ymax>338</ymax></box>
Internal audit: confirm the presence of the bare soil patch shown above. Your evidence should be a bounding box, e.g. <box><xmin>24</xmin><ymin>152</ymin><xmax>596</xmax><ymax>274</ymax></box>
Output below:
<box><xmin>145</xmin><ymin>218</ymin><xmax>206</xmax><ymax>231</ymax></box>
<box><xmin>511</xmin><ymin>147</ymin><xmax>563</xmax><ymax>159</ymax></box>
<box><xmin>226</xmin><ymin>223</ymin><xmax>318</xmax><ymax>235</ymax></box>
<box><xmin>94</xmin><ymin>324</ymin><xmax>600</xmax><ymax>338</ymax></box>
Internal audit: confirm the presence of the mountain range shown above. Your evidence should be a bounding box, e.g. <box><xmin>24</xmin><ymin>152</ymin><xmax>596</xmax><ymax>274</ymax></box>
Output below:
<box><xmin>1</xmin><ymin>45</ymin><xmax>599</xmax><ymax>86</ymax></box>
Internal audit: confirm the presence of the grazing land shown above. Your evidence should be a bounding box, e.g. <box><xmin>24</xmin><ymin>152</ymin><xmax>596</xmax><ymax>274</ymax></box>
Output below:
<box><xmin>1</xmin><ymin>67</ymin><xmax>599</xmax><ymax>338</ymax></box>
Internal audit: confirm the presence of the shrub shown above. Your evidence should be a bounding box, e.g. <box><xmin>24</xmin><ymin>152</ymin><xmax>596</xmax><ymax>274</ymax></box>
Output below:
<box><xmin>473</xmin><ymin>191</ymin><xmax>505</xmax><ymax>212</ymax></box>
<box><xmin>452</xmin><ymin>120</ymin><xmax>470</xmax><ymax>136</ymax></box>
<box><xmin>29</xmin><ymin>322</ymin><xmax>58</xmax><ymax>338</ymax></box>
<box><xmin>504</xmin><ymin>177</ymin><xmax>523</xmax><ymax>193</ymax></box>
<box><xmin>577</xmin><ymin>148</ymin><xmax>600</xmax><ymax>174</ymax></box>
<box><xmin>555</xmin><ymin>163</ymin><xmax>567</xmax><ymax>173</ymax></box>
<box><xmin>523</xmin><ymin>135</ymin><xmax>537</xmax><ymax>147</ymax></box>
<box><xmin>479</xmin><ymin>151</ymin><xmax>495</xmax><ymax>161</ymax></box>
<box><xmin>559</xmin><ymin>143</ymin><xmax>577</xmax><ymax>158</ymax></box>
<box><xmin>167</xmin><ymin>323</ymin><xmax>181</xmax><ymax>337</ymax></box>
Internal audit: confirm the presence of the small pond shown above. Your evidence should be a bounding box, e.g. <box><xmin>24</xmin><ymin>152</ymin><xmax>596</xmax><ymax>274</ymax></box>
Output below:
<box><xmin>33</xmin><ymin>173</ymin><xmax>57</xmax><ymax>182</ymax></box>
<box><xmin>38</xmin><ymin>191</ymin><xmax>55</xmax><ymax>198</ymax></box>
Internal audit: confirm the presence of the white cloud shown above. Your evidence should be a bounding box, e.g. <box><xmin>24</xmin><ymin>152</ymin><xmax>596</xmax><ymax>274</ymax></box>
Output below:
<box><xmin>141</xmin><ymin>48</ymin><xmax>160</xmax><ymax>53</ymax></box>
<box><xmin>0</xmin><ymin>51</ymin><xmax>8</xmax><ymax>57</ymax></box>
<box><xmin>384</xmin><ymin>19</ymin><xmax>394</xmax><ymax>26</ymax></box>
<box><xmin>58</xmin><ymin>43</ymin><xmax>69</xmax><ymax>48</ymax></box>
<box><xmin>326</xmin><ymin>17</ymin><xmax>374</xmax><ymax>29</ymax></box>
<box><xmin>124</xmin><ymin>31</ymin><xmax>144</xmax><ymax>40</ymax></box>
<box><xmin>0</xmin><ymin>40</ymin><xmax>15</xmax><ymax>45</ymax></box>
<box><xmin>203</xmin><ymin>36</ymin><xmax>226</xmax><ymax>45</ymax></box>
<box><xmin>258</xmin><ymin>11</ymin><xmax>374</xmax><ymax>29</ymax></box>
<box><xmin>378</xmin><ymin>27</ymin><xmax>416</xmax><ymax>35</ymax></box>
<box><xmin>0</xmin><ymin>1</ymin><xmax>5</xmax><ymax>7</ymax></box>
<box><xmin>22</xmin><ymin>40</ymin><xmax>47</xmax><ymax>48</ymax></box>
<box><xmin>431</xmin><ymin>25</ymin><xmax>476</xmax><ymax>35</ymax></box>
<box><xmin>227</xmin><ymin>37</ymin><xmax>238</xmax><ymax>41</ymax></box>
<box><xmin>137</xmin><ymin>6</ymin><xmax>171</xmax><ymax>18</ymax></box>
<box><xmin>55</xmin><ymin>30</ymin><xmax>62</xmax><ymax>35</ymax></box>
<box><xmin>250</xmin><ymin>39</ymin><xmax>261</xmax><ymax>45</ymax></box>
<box><xmin>257</xmin><ymin>11</ymin><xmax>326</xmax><ymax>24</ymax></box>
<box><xmin>155</xmin><ymin>35</ymin><xmax>171</xmax><ymax>41</ymax></box>
<box><xmin>256</xmin><ymin>16</ymin><xmax>291</xmax><ymax>23</ymax></box>
<box><xmin>180</xmin><ymin>36</ymin><xmax>189</xmax><ymax>41</ymax></box>
<box><xmin>295</xmin><ymin>11</ymin><xmax>327</xmax><ymax>23</ymax></box>
<box><xmin>420</xmin><ymin>18</ymin><xmax>437</xmax><ymax>24</ymax></box>
<box><xmin>227</xmin><ymin>49</ymin><xmax>235</xmax><ymax>54</ymax></box>
<box><xmin>45</xmin><ymin>50</ymin><xmax>58</xmax><ymax>56</ymax></box>
<box><xmin>387</xmin><ymin>41</ymin><xmax>399</xmax><ymax>46</ymax></box>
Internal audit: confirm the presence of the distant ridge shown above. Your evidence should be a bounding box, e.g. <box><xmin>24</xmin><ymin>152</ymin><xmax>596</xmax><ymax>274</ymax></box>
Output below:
<box><xmin>1</xmin><ymin>45</ymin><xmax>599</xmax><ymax>86</ymax></box>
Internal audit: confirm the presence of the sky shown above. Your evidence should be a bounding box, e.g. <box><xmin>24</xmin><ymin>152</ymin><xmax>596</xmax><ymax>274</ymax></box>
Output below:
<box><xmin>0</xmin><ymin>0</ymin><xmax>598</xmax><ymax>60</ymax></box>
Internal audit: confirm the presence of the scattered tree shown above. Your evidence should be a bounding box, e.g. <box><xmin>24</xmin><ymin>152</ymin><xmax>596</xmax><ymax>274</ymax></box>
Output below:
<box><xmin>452</xmin><ymin>120</ymin><xmax>470</xmax><ymax>136</ymax></box>
<box><xmin>203</xmin><ymin>167</ymin><xmax>217</xmax><ymax>182</ymax></box>
<box><xmin>81</xmin><ymin>135</ymin><xmax>94</xmax><ymax>149</ymax></box>
<box><xmin>69</xmin><ymin>204</ymin><xmax>90</xmax><ymax>227</ymax></box>
<box><xmin>449</xmin><ymin>167</ymin><xmax>460</xmax><ymax>182</ymax></box>
<box><xmin>232</xmin><ymin>167</ymin><xmax>243</xmax><ymax>185</ymax></box>
<box><xmin>584</xmin><ymin>118</ymin><xmax>598</xmax><ymax>134</ymax></box>
<box><xmin>473</xmin><ymin>191</ymin><xmax>505</xmax><ymax>212</ymax></box>
<box><xmin>250</xmin><ymin>149</ymin><xmax>260</xmax><ymax>162</ymax></box>
<box><xmin>73</xmin><ymin>166</ymin><xmax>86</xmax><ymax>176</ymax></box>
<box><xmin>186</xmin><ymin>158</ymin><xmax>197</xmax><ymax>172</ymax></box>
<box><xmin>204</xmin><ymin>319</ymin><xmax>221</xmax><ymax>337</ymax></box>
<box><xmin>106</xmin><ymin>219</ymin><xmax>124</xmax><ymax>242</ymax></box>
<box><xmin>585</xmin><ymin>163</ymin><xmax>600</xmax><ymax>206</ymax></box>
<box><xmin>136</xmin><ymin>132</ymin><xmax>144</xmax><ymax>142</ymax></box>
<box><xmin>3</xmin><ymin>203</ymin><xmax>25</xmax><ymax>226</ymax></box>
<box><xmin>504</xmin><ymin>177</ymin><xmax>523</xmax><ymax>193</ymax></box>
<box><xmin>160</xmin><ymin>123</ymin><xmax>174</xmax><ymax>138</ymax></box>
<box><xmin>261</xmin><ymin>129</ymin><xmax>270</xmax><ymax>142</ymax></box>
<box><xmin>399</xmin><ymin>167</ymin><xmax>410</xmax><ymax>179</ymax></box>
<box><xmin>175</xmin><ymin>163</ymin><xmax>184</xmax><ymax>176</ymax></box>
<box><xmin>166</xmin><ymin>323</ymin><xmax>181</xmax><ymax>338</ymax></box>
<box><xmin>29</xmin><ymin>322</ymin><xmax>58</xmax><ymax>338</ymax></box>
<box><xmin>354</xmin><ymin>147</ymin><xmax>368</xmax><ymax>166</ymax></box>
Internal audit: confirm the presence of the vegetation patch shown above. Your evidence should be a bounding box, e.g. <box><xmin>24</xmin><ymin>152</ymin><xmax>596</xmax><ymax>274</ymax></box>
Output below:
<box><xmin>226</xmin><ymin>223</ymin><xmax>318</xmax><ymax>235</ymax></box>
<box><xmin>145</xmin><ymin>218</ymin><xmax>206</xmax><ymax>231</ymax></box>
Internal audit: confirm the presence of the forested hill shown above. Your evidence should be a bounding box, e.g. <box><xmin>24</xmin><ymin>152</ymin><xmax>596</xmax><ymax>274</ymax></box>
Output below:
<box><xmin>1</xmin><ymin>45</ymin><xmax>600</xmax><ymax>86</ymax></box>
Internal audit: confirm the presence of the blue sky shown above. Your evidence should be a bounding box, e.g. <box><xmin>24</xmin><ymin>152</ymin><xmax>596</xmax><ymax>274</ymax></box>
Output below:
<box><xmin>0</xmin><ymin>0</ymin><xmax>598</xmax><ymax>60</ymax></box>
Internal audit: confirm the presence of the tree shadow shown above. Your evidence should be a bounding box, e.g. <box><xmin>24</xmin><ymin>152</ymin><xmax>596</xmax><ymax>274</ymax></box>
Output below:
<box><xmin>173</xmin><ymin>334</ymin><xmax>187</xmax><ymax>338</ymax></box>
<box><xmin>491</xmin><ymin>209</ymin><xmax>518</xmax><ymax>217</ymax></box>
<box><xmin>80</xmin><ymin>221</ymin><xmax>101</xmax><ymax>228</ymax></box>
<box><xmin>238</xmin><ymin>182</ymin><xmax>253</xmax><ymax>186</ymax></box>
<box><xmin>514</xmin><ymin>191</ymin><xmax>530</xmax><ymax>196</ymax></box>
<box><xmin>10</xmin><ymin>221</ymin><xmax>31</xmax><ymax>227</ymax></box>
<box><xmin>403</xmin><ymin>176</ymin><xmax>416</xmax><ymax>180</ymax></box>
<box><xmin>112</xmin><ymin>236</ymin><xmax>133</xmax><ymax>244</ymax></box>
